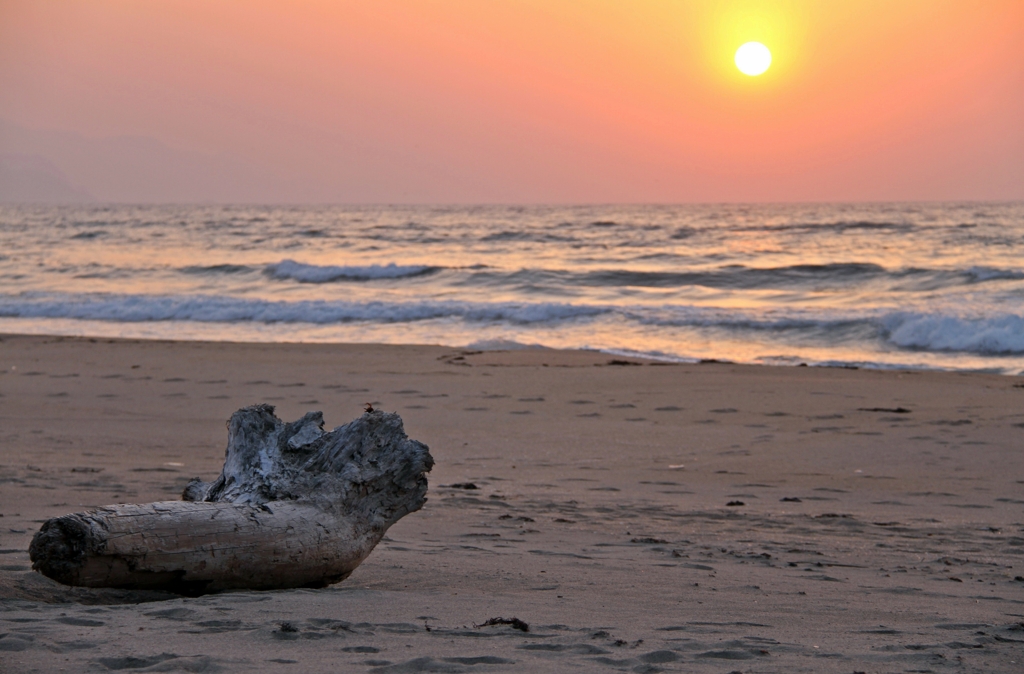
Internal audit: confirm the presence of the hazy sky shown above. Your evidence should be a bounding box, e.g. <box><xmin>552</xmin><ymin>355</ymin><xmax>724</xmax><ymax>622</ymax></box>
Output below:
<box><xmin>1</xmin><ymin>0</ymin><xmax>1022</xmax><ymax>203</ymax></box>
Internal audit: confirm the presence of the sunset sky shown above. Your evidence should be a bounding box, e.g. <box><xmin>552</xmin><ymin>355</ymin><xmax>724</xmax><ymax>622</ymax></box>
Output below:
<box><xmin>1</xmin><ymin>0</ymin><xmax>1022</xmax><ymax>203</ymax></box>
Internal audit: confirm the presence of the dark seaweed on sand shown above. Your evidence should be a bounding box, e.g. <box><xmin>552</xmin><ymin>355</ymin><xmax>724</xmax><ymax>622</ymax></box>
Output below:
<box><xmin>478</xmin><ymin>617</ymin><xmax>529</xmax><ymax>632</ymax></box>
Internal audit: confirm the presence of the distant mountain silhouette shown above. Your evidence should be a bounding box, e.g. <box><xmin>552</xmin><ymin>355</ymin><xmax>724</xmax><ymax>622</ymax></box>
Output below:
<box><xmin>0</xmin><ymin>153</ymin><xmax>95</xmax><ymax>203</ymax></box>
<box><xmin>0</xmin><ymin>119</ymin><xmax>284</xmax><ymax>203</ymax></box>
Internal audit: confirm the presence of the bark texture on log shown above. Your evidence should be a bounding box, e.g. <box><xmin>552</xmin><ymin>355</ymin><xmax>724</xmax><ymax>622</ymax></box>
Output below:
<box><xmin>29</xmin><ymin>406</ymin><xmax>432</xmax><ymax>593</ymax></box>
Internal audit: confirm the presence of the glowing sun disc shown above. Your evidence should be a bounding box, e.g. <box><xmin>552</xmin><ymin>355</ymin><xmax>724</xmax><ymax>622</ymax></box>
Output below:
<box><xmin>735</xmin><ymin>42</ymin><xmax>771</xmax><ymax>76</ymax></box>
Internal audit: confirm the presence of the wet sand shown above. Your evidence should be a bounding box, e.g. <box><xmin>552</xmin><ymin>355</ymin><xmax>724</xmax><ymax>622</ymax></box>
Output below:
<box><xmin>1</xmin><ymin>334</ymin><xmax>1022</xmax><ymax>673</ymax></box>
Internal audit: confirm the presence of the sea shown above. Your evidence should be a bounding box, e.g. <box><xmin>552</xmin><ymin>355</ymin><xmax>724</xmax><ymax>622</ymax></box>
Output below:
<box><xmin>1</xmin><ymin>202</ymin><xmax>1023</xmax><ymax>374</ymax></box>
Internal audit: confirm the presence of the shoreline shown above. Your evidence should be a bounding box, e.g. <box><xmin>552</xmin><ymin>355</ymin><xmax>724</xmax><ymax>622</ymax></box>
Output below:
<box><xmin>3</xmin><ymin>325</ymin><xmax>1021</xmax><ymax>377</ymax></box>
<box><xmin>2</xmin><ymin>333</ymin><xmax>1022</xmax><ymax>672</ymax></box>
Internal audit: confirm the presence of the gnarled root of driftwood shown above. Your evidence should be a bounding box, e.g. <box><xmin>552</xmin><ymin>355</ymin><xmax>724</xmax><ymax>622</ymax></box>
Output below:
<box><xmin>29</xmin><ymin>406</ymin><xmax>432</xmax><ymax>593</ymax></box>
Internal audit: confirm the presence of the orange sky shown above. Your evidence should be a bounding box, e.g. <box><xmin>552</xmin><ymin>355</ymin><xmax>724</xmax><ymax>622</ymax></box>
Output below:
<box><xmin>1</xmin><ymin>0</ymin><xmax>1022</xmax><ymax>203</ymax></box>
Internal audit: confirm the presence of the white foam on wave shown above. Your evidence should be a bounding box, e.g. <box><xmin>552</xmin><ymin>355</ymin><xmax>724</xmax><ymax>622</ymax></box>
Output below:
<box><xmin>265</xmin><ymin>259</ymin><xmax>436</xmax><ymax>282</ymax></box>
<box><xmin>464</xmin><ymin>338</ymin><xmax>548</xmax><ymax>351</ymax></box>
<box><xmin>599</xmin><ymin>347</ymin><xmax>696</xmax><ymax>363</ymax></box>
<box><xmin>0</xmin><ymin>292</ymin><xmax>607</xmax><ymax>325</ymax></box>
<box><xmin>882</xmin><ymin>312</ymin><xmax>1024</xmax><ymax>354</ymax></box>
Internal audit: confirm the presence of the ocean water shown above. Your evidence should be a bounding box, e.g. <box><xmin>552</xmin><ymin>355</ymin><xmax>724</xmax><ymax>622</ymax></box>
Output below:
<box><xmin>1</xmin><ymin>202</ymin><xmax>1023</xmax><ymax>374</ymax></box>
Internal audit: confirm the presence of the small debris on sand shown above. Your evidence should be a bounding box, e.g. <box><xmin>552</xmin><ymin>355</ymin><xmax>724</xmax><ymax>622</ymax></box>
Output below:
<box><xmin>477</xmin><ymin>617</ymin><xmax>529</xmax><ymax>632</ymax></box>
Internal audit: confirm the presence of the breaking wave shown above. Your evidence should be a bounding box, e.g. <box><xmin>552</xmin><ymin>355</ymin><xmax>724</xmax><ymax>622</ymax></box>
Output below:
<box><xmin>0</xmin><ymin>292</ymin><xmax>606</xmax><ymax>325</ymax></box>
<box><xmin>265</xmin><ymin>259</ymin><xmax>438</xmax><ymax>283</ymax></box>
<box><xmin>3</xmin><ymin>292</ymin><xmax>1022</xmax><ymax>356</ymax></box>
<box><xmin>881</xmin><ymin>312</ymin><xmax>1024</xmax><ymax>355</ymax></box>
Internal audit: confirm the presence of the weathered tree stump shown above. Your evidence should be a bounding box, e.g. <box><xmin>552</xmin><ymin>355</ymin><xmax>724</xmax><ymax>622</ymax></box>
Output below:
<box><xmin>29</xmin><ymin>405</ymin><xmax>433</xmax><ymax>594</ymax></box>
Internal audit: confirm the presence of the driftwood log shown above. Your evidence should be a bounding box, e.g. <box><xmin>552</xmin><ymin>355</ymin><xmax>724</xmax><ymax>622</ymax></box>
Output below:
<box><xmin>29</xmin><ymin>405</ymin><xmax>433</xmax><ymax>594</ymax></box>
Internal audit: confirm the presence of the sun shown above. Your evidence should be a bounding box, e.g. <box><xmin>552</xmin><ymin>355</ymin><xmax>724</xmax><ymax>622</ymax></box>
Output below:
<box><xmin>735</xmin><ymin>42</ymin><xmax>772</xmax><ymax>76</ymax></box>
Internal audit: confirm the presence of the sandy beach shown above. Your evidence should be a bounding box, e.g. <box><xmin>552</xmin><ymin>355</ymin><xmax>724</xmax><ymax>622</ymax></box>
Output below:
<box><xmin>1</xmin><ymin>333</ymin><xmax>1023</xmax><ymax>673</ymax></box>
